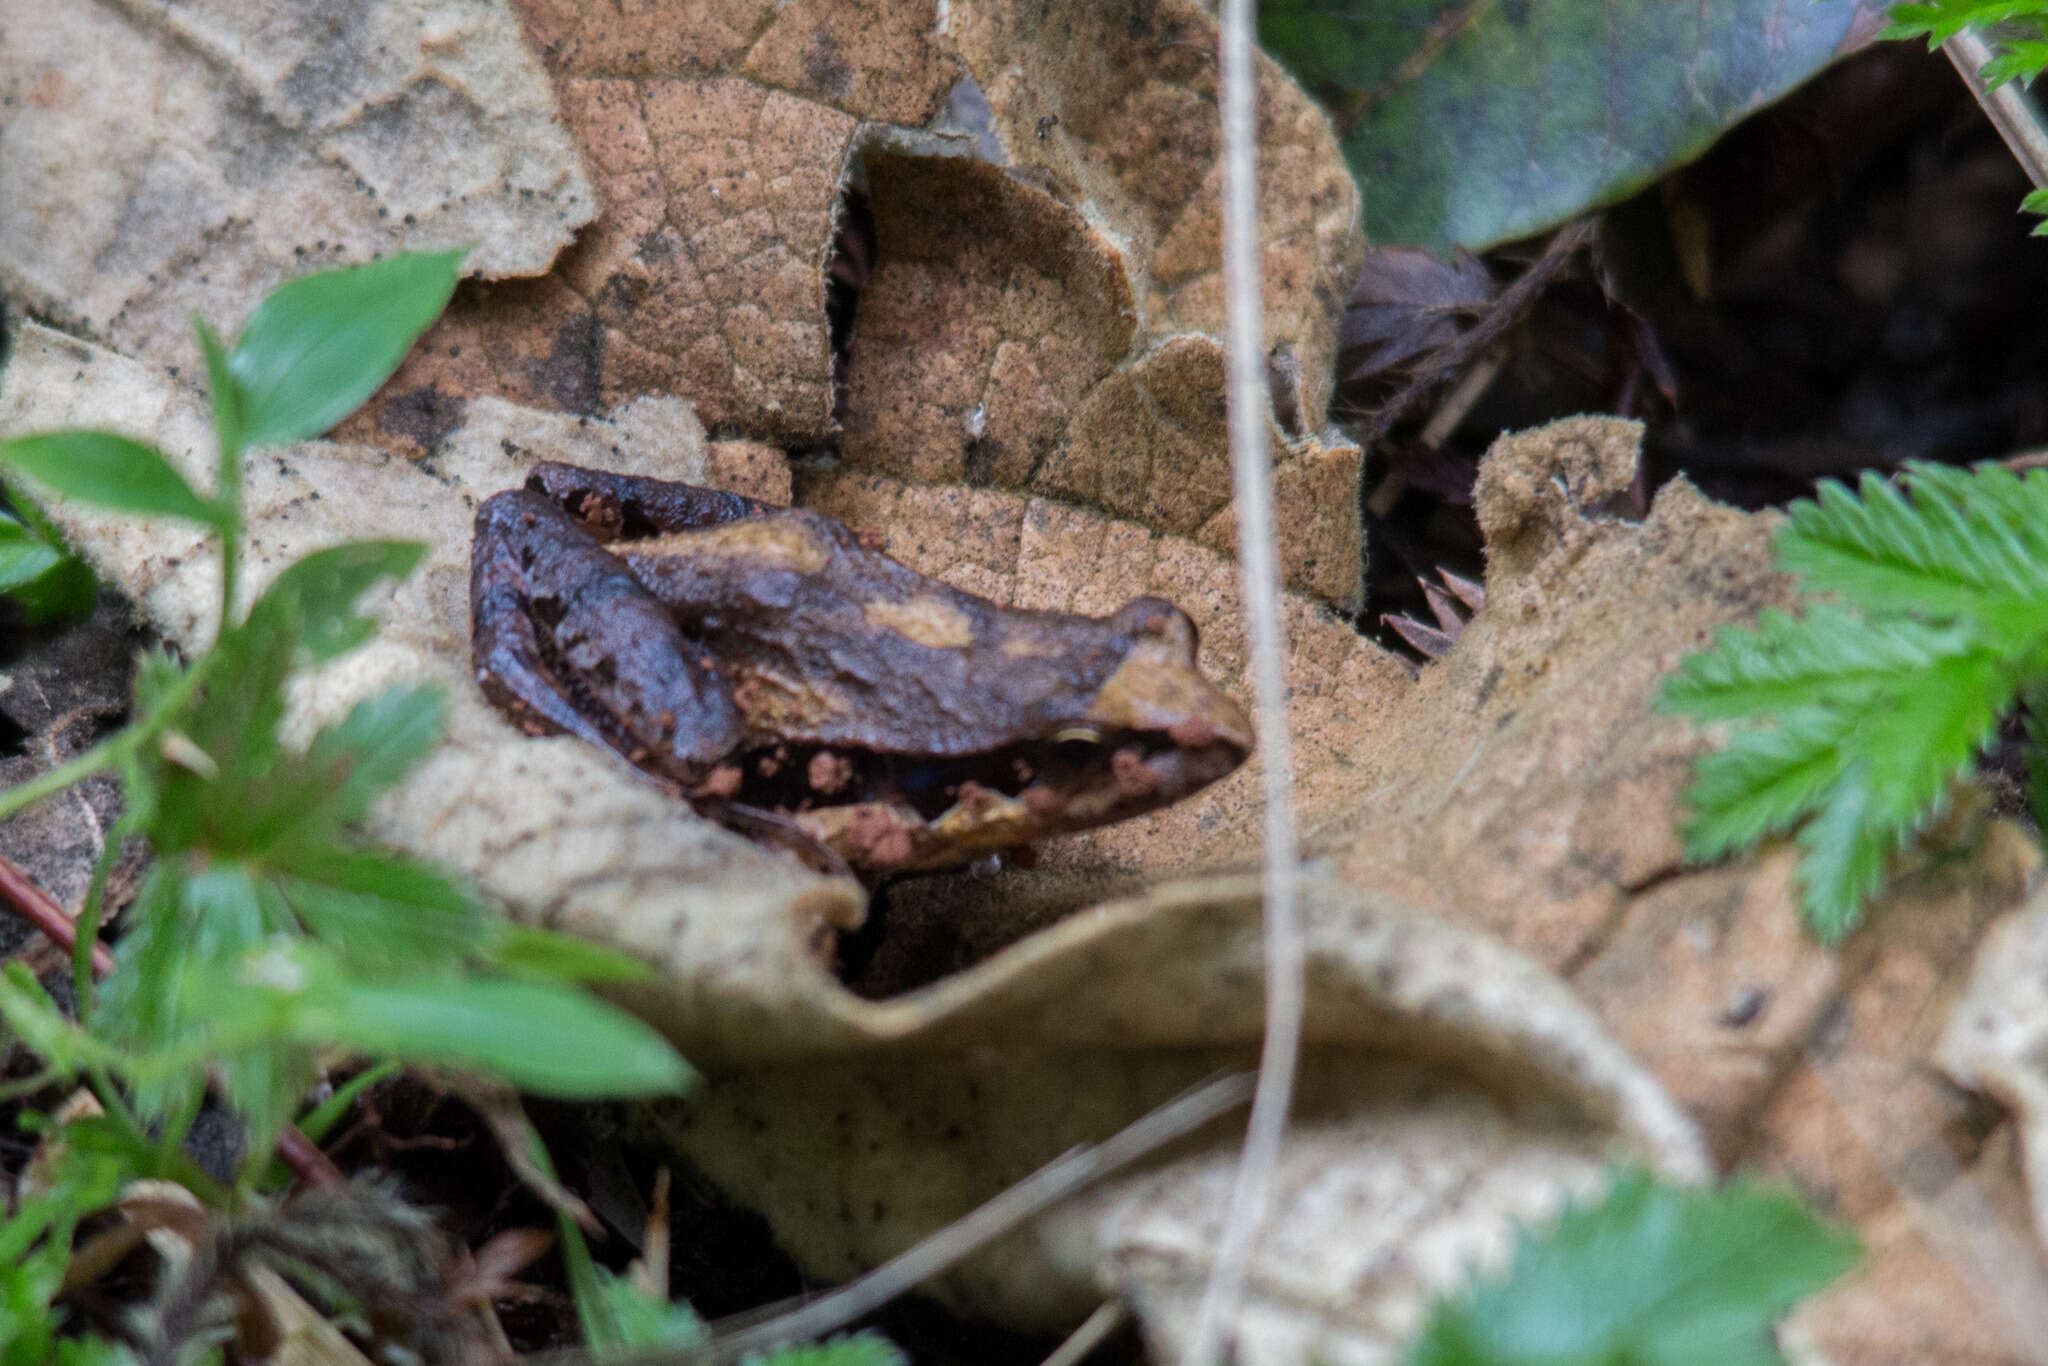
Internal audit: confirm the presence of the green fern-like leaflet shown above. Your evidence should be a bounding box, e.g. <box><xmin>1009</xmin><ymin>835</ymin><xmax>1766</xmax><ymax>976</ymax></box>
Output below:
<box><xmin>1661</xmin><ymin>461</ymin><xmax>2048</xmax><ymax>941</ymax></box>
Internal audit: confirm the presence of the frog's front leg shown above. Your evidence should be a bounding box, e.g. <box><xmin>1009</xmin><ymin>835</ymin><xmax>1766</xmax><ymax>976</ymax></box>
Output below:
<box><xmin>471</xmin><ymin>487</ymin><xmax>742</xmax><ymax>787</ymax></box>
<box><xmin>524</xmin><ymin>461</ymin><xmax>773</xmax><ymax>540</ymax></box>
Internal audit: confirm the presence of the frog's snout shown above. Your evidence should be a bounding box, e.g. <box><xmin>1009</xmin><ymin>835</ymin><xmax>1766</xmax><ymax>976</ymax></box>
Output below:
<box><xmin>1085</xmin><ymin>630</ymin><xmax>1254</xmax><ymax>760</ymax></box>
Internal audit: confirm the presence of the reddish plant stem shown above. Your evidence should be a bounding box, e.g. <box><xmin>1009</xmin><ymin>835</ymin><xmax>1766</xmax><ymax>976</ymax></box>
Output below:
<box><xmin>0</xmin><ymin>849</ymin><xmax>117</xmax><ymax>977</ymax></box>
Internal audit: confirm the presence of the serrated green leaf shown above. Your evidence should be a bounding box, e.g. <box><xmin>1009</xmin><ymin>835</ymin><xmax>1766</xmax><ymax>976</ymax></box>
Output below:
<box><xmin>1778</xmin><ymin>465</ymin><xmax>2048</xmax><ymax>643</ymax></box>
<box><xmin>1658</xmin><ymin>606</ymin><xmax>1972</xmax><ymax>721</ymax></box>
<box><xmin>301</xmin><ymin>685</ymin><xmax>445</xmax><ymax>826</ymax></box>
<box><xmin>1793</xmin><ymin>774</ymin><xmax>1894</xmax><ymax>946</ymax></box>
<box><xmin>1407</xmin><ymin>1169</ymin><xmax>1857</xmax><ymax>1366</ymax></box>
<box><xmin>141</xmin><ymin>621</ymin><xmax>297</xmax><ymax>857</ymax></box>
<box><xmin>0</xmin><ymin>433</ymin><xmax>222</xmax><ymax>526</ymax></box>
<box><xmin>247</xmin><ymin>539</ymin><xmax>427</xmax><ymax>661</ymax></box>
<box><xmin>1790</xmin><ymin>649</ymin><xmax>2011</xmax><ymax>939</ymax></box>
<box><xmin>1667</xmin><ymin>459</ymin><xmax>2048</xmax><ymax>937</ymax></box>
<box><xmin>100</xmin><ymin>863</ymin><xmax>281</xmax><ymax>1122</ymax></box>
<box><xmin>234</xmin><ymin>685</ymin><xmax>448</xmax><ymax>857</ymax></box>
<box><xmin>588</xmin><ymin>1269</ymin><xmax>707</xmax><ymax>1351</ymax></box>
<box><xmin>271</xmin><ymin>848</ymin><xmax>488</xmax><ymax>969</ymax></box>
<box><xmin>227</xmin><ymin>250</ymin><xmax>466</xmax><ymax>447</ymax></box>
<box><xmin>309</xmin><ymin>974</ymin><xmax>693</xmax><ymax>1099</ymax></box>
<box><xmin>1678</xmin><ymin>706</ymin><xmax>1854</xmax><ymax>861</ymax></box>
<box><xmin>747</xmin><ymin>1336</ymin><xmax>907</xmax><ymax>1366</ymax></box>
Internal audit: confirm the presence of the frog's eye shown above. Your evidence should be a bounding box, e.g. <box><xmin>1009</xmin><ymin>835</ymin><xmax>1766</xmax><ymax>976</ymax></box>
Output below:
<box><xmin>1053</xmin><ymin>726</ymin><xmax>1105</xmax><ymax>748</ymax></box>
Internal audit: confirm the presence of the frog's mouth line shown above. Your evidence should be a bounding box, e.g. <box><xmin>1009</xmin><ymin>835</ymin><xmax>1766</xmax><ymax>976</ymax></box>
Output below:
<box><xmin>726</xmin><ymin>732</ymin><xmax>1237</xmax><ymax>826</ymax></box>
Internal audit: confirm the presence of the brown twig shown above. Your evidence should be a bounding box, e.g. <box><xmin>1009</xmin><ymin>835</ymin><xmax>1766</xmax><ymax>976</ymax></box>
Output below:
<box><xmin>1350</xmin><ymin>217</ymin><xmax>1599</xmax><ymax>452</ymax></box>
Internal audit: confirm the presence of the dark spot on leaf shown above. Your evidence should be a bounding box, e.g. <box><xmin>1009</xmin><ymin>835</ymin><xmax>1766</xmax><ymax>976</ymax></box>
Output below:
<box><xmin>803</xmin><ymin>32</ymin><xmax>853</xmax><ymax>98</ymax></box>
<box><xmin>377</xmin><ymin>384</ymin><xmax>466</xmax><ymax>456</ymax></box>
<box><xmin>532</xmin><ymin>310</ymin><xmax>604</xmax><ymax>415</ymax></box>
<box><xmin>962</xmin><ymin>436</ymin><xmax>1004</xmax><ymax>485</ymax></box>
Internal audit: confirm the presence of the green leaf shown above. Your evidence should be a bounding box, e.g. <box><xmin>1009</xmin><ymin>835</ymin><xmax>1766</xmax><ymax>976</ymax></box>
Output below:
<box><xmin>746</xmin><ymin>1336</ymin><xmax>907</xmax><ymax>1366</ymax></box>
<box><xmin>0</xmin><ymin>517</ymin><xmax>62</xmax><ymax>590</ymax></box>
<box><xmin>1407</xmin><ymin>1169</ymin><xmax>1858</xmax><ymax>1366</ymax></box>
<box><xmin>1678</xmin><ymin>706</ymin><xmax>1854</xmax><ymax>862</ymax></box>
<box><xmin>97</xmin><ymin>862</ymin><xmax>281</xmax><ymax>1123</ymax></box>
<box><xmin>488</xmin><ymin>925</ymin><xmax>659</xmax><ymax>984</ymax></box>
<box><xmin>0</xmin><ymin>512</ymin><xmax>93</xmax><ymax>625</ymax></box>
<box><xmin>1658</xmin><ymin>607</ymin><xmax>1974</xmax><ymax>722</ymax></box>
<box><xmin>1778</xmin><ymin>464</ymin><xmax>2048</xmax><ymax>645</ymax></box>
<box><xmin>270</xmin><ymin>849</ymin><xmax>488</xmax><ymax>969</ymax></box>
<box><xmin>237</xmin><ymin>685</ymin><xmax>447</xmax><ymax>857</ymax></box>
<box><xmin>1667</xmin><ymin>461</ymin><xmax>2048</xmax><ymax>938</ymax></box>
<box><xmin>1882</xmin><ymin>3</ymin><xmax>2048</xmax><ymax>87</ymax></box>
<box><xmin>227</xmin><ymin>250</ymin><xmax>466</xmax><ymax>447</ymax></box>
<box><xmin>0</xmin><ymin>433</ymin><xmax>221</xmax><ymax>526</ymax></box>
<box><xmin>0</xmin><ymin>963</ymin><xmax>106</xmax><ymax>1077</ymax></box>
<box><xmin>247</xmin><ymin>539</ymin><xmax>427</xmax><ymax>660</ymax></box>
<box><xmin>1260</xmin><ymin>1</ymin><xmax>1863</xmax><ymax>252</ymax></box>
<box><xmin>299</xmin><ymin>685</ymin><xmax>446</xmax><ymax>827</ymax></box>
<box><xmin>0</xmin><ymin>1140</ymin><xmax>123</xmax><ymax>1366</ymax></box>
<box><xmin>586</xmin><ymin>1269</ymin><xmax>708</xmax><ymax>1351</ymax></box>
<box><xmin>294</xmin><ymin>970</ymin><xmax>693</xmax><ymax>1099</ymax></box>
<box><xmin>1794</xmin><ymin>776</ymin><xmax>1894</xmax><ymax>946</ymax></box>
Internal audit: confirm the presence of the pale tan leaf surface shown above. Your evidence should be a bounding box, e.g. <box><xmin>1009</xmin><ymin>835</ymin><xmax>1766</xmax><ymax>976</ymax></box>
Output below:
<box><xmin>0</xmin><ymin>0</ymin><xmax>592</xmax><ymax>367</ymax></box>
<box><xmin>1943</xmin><ymin>885</ymin><xmax>2048</xmax><ymax>1241</ymax></box>
<box><xmin>648</xmin><ymin>873</ymin><xmax>1710</xmax><ymax>1350</ymax></box>
<box><xmin>345</xmin><ymin>0</ymin><xmax>1368</xmax><ymax>607</ymax></box>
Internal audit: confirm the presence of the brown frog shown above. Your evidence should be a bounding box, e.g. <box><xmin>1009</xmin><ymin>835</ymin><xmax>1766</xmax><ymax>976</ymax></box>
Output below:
<box><xmin>470</xmin><ymin>463</ymin><xmax>1252</xmax><ymax>874</ymax></box>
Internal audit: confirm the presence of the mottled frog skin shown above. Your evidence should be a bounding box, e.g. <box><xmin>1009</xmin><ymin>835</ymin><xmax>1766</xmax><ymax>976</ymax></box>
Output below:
<box><xmin>470</xmin><ymin>463</ymin><xmax>1252</xmax><ymax>873</ymax></box>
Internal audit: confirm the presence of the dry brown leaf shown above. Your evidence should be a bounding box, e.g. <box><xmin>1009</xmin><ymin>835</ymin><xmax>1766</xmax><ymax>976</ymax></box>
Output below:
<box><xmin>648</xmin><ymin>873</ymin><xmax>1710</xmax><ymax>1351</ymax></box>
<box><xmin>0</xmin><ymin>0</ymin><xmax>592</xmax><ymax>367</ymax></box>
<box><xmin>8</xmin><ymin>309</ymin><xmax>2039</xmax><ymax>1353</ymax></box>
<box><xmin>1944</xmin><ymin>884</ymin><xmax>2048</xmax><ymax>1223</ymax></box>
<box><xmin>345</xmin><ymin>0</ymin><xmax>1367</xmax><ymax>607</ymax></box>
<box><xmin>1</xmin><ymin>330</ymin><xmax>1708</xmax><ymax>1358</ymax></box>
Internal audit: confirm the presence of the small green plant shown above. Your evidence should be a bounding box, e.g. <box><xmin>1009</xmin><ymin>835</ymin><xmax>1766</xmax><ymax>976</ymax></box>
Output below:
<box><xmin>1884</xmin><ymin>2</ymin><xmax>2048</xmax><ymax>229</ymax></box>
<box><xmin>1886</xmin><ymin>2</ymin><xmax>2048</xmax><ymax>85</ymax></box>
<box><xmin>0</xmin><ymin>255</ymin><xmax>870</xmax><ymax>1361</ymax></box>
<box><xmin>1407</xmin><ymin>1169</ymin><xmax>1858</xmax><ymax>1366</ymax></box>
<box><xmin>1660</xmin><ymin>461</ymin><xmax>2048</xmax><ymax>939</ymax></box>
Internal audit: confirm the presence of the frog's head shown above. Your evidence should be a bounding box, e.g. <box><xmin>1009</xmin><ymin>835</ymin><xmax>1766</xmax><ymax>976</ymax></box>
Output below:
<box><xmin>795</xmin><ymin>596</ymin><xmax>1253</xmax><ymax>872</ymax></box>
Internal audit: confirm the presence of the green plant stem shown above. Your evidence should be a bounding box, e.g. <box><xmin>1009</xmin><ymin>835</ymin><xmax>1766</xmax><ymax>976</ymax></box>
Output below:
<box><xmin>215</xmin><ymin>438</ymin><xmax>242</xmax><ymax>633</ymax></box>
<box><xmin>0</xmin><ymin>652</ymin><xmax>216</xmax><ymax>825</ymax></box>
<box><xmin>0</xmin><ymin>1067</ymin><xmax>64</xmax><ymax>1103</ymax></box>
<box><xmin>72</xmin><ymin>809</ymin><xmax>139</xmax><ymax>1024</ymax></box>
